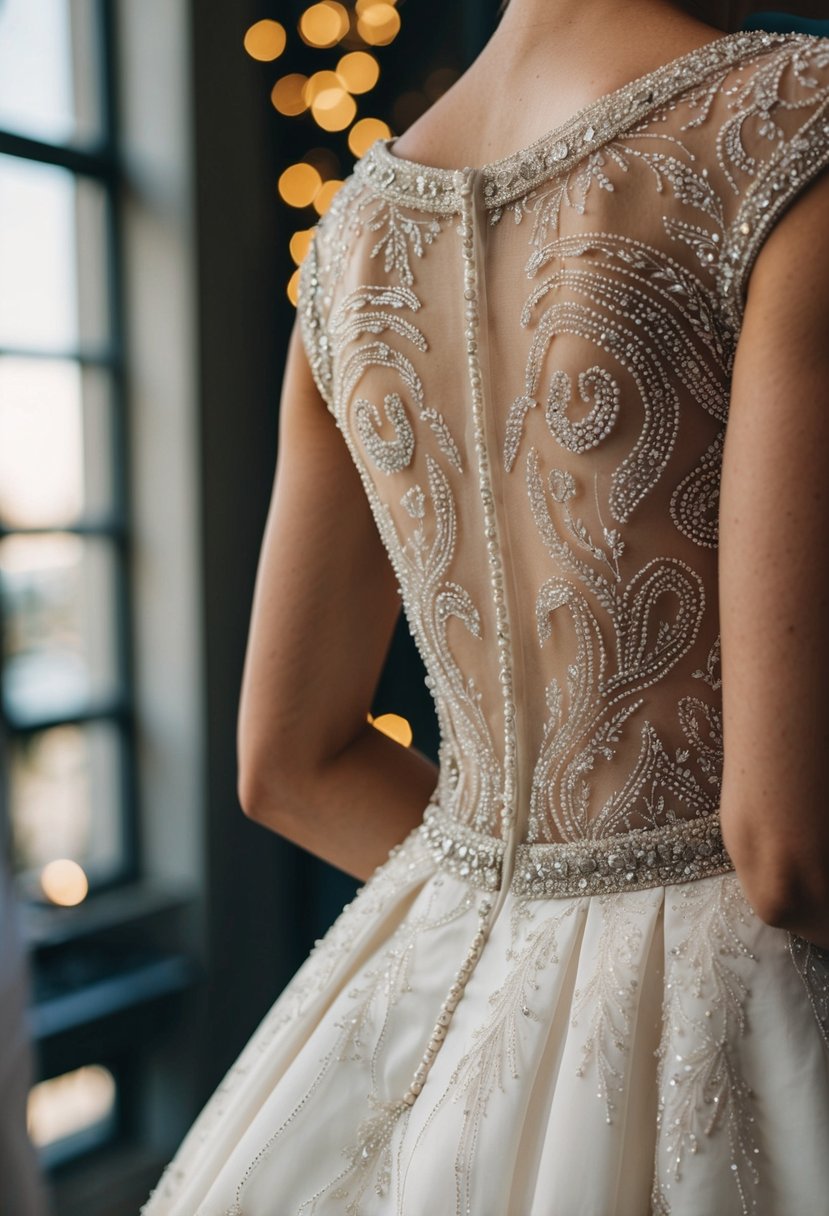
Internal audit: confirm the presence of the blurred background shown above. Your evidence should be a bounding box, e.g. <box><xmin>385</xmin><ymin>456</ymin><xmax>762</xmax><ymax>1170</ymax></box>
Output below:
<box><xmin>0</xmin><ymin>2</ymin><xmax>826</xmax><ymax>1213</ymax></box>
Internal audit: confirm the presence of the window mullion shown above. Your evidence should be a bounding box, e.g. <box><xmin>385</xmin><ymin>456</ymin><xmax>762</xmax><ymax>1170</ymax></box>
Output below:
<box><xmin>0</xmin><ymin>129</ymin><xmax>115</xmax><ymax>180</ymax></box>
<box><xmin>0</xmin><ymin>0</ymin><xmax>138</xmax><ymax>894</ymax></box>
<box><xmin>0</xmin><ymin>344</ymin><xmax>118</xmax><ymax>367</ymax></box>
<box><xmin>100</xmin><ymin>0</ymin><xmax>139</xmax><ymax>886</ymax></box>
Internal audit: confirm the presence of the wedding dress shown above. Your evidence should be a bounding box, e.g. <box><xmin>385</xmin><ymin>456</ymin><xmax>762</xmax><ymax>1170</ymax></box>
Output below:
<box><xmin>143</xmin><ymin>28</ymin><xmax>829</xmax><ymax>1215</ymax></box>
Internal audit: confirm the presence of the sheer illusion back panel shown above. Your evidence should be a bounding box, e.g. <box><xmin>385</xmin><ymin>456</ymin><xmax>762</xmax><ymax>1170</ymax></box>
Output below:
<box><xmin>299</xmin><ymin>30</ymin><xmax>829</xmax><ymax>865</ymax></box>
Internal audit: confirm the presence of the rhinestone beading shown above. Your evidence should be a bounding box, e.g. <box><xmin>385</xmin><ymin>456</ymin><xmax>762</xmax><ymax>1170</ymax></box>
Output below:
<box><xmin>421</xmin><ymin>800</ymin><xmax>734</xmax><ymax>898</ymax></box>
<box><xmin>395</xmin><ymin>165</ymin><xmax>523</xmax><ymax>1116</ymax></box>
<box><xmin>357</xmin><ymin>31</ymin><xmax>793</xmax><ymax>216</ymax></box>
<box><xmin>718</xmin><ymin>99</ymin><xmax>829</xmax><ymax>331</ymax></box>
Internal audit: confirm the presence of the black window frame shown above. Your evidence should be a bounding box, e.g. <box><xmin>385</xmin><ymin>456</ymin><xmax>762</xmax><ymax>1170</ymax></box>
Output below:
<box><xmin>0</xmin><ymin>0</ymin><xmax>139</xmax><ymax>897</ymax></box>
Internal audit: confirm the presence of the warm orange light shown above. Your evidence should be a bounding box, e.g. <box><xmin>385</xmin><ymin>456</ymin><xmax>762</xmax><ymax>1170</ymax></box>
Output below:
<box><xmin>314</xmin><ymin>86</ymin><xmax>348</xmax><ymax>110</ymax></box>
<box><xmin>272</xmin><ymin>73</ymin><xmax>309</xmax><ymax>116</ymax></box>
<box><xmin>356</xmin><ymin>3</ymin><xmax>400</xmax><ymax>45</ymax></box>
<box><xmin>348</xmin><ymin>117</ymin><xmax>391</xmax><ymax>158</ymax></box>
<box><xmin>313</xmin><ymin>179</ymin><xmax>343</xmax><ymax>215</ymax></box>
<box><xmin>40</xmin><ymin>858</ymin><xmax>89</xmax><ymax>907</ymax></box>
<box><xmin>278</xmin><ymin>162</ymin><xmax>322</xmax><ymax>208</ymax></box>
<box><xmin>304</xmin><ymin>70</ymin><xmax>343</xmax><ymax>105</ymax></box>
<box><xmin>243</xmin><ymin>19</ymin><xmax>287</xmax><ymax>61</ymax></box>
<box><xmin>336</xmin><ymin>50</ymin><xmax>380</xmax><ymax>94</ymax></box>
<box><xmin>289</xmin><ymin>229</ymin><xmax>315</xmax><ymax>264</ymax></box>
<box><xmin>312</xmin><ymin>83</ymin><xmax>347</xmax><ymax>111</ymax></box>
<box><xmin>311</xmin><ymin>91</ymin><xmax>357</xmax><ymax>132</ymax></box>
<box><xmin>299</xmin><ymin>2</ymin><xmax>349</xmax><ymax>48</ymax></box>
<box><xmin>287</xmin><ymin>268</ymin><xmax>301</xmax><ymax>305</ymax></box>
<box><xmin>371</xmin><ymin>713</ymin><xmax>413</xmax><ymax>747</ymax></box>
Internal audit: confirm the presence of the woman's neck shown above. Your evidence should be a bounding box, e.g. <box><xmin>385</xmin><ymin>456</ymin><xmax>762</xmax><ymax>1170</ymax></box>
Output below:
<box><xmin>495</xmin><ymin>0</ymin><xmax>744</xmax><ymax>44</ymax></box>
<box><xmin>495</xmin><ymin>0</ymin><xmax>829</xmax><ymax>37</ymax></box>
<box><xmin>481</xmin><ymin>0</ymin><xmax>740</xmax><ymax>92</ymax></box>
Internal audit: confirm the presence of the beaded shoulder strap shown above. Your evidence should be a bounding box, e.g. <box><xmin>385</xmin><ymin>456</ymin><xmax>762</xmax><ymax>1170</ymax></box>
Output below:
<box><xmin>355</xmin><ymin>30</ymin><xmax>803</xmax><ymax>215</ymax></box>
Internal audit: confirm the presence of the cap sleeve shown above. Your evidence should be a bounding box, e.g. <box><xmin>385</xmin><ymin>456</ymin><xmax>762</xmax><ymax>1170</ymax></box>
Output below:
<box><xmin>297</xmin><ymin>226</ymin><xmax>335</xmax><ymax>412</ymax></box>
<box><xmin>718</xmin><ymin>36</ymin><xmax>829</xmax><ymax>332</ymax></box>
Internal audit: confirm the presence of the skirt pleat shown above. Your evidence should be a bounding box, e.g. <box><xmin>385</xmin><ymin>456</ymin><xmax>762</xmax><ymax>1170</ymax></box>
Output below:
<box><xmin>140</xmin><ymin>827</ymin><xmax>829</xmax><ymax>1216</ymax></box>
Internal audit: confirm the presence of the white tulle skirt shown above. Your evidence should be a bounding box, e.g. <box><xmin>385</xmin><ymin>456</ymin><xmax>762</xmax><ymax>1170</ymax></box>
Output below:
<box><xmin>141</xmin><ymin>823</ymin><xmax>829</xmax><ymax>1216</ymax></box>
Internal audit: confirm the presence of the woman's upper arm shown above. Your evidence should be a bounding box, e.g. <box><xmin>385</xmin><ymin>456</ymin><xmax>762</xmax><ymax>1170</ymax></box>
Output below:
<box><xmin>718</xmin><ymin>165</ymin><xmax>829</xmax><ymax>922</ymax></box>
<box><xmin>237</xmin><ymin>317</ymin><xmax>402</xmax><ymax>808</ymax></box>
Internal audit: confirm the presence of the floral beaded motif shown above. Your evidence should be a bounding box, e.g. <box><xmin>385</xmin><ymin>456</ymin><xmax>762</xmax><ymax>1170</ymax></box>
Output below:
<box><xmin>787</xmin><ymin>932</ymin><xmax>829</xmax><ymax>1050</ymax></box>
<box><xmin>651</xmin><ymin>876</ymin><xmax>761</xmax><ymax>1216</ymax></box>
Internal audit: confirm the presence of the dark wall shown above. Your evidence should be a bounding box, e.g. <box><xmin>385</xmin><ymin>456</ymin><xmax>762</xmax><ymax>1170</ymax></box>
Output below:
<box><xmin>191</xmin><ymin>0</ymin><xmax>303</xmax><ymax>1096</ymax></box>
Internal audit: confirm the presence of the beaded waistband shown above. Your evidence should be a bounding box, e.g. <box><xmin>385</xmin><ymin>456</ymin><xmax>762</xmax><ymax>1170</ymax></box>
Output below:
<box><xmin>419</xmin><ymin>802</ymin><xmax>734</xmax><ymax>898</ymax></box>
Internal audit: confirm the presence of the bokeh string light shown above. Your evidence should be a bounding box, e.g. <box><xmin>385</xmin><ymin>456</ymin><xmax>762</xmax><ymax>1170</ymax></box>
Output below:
<box><xmin>299</xmin><ymin>2</ymin><xmax>350</xmax><ymax>48</ymax></box>
<box><xmin>244</xmin><ymin>4</ymin><xmax>443</xmax><ymax>751</ymax></box>
<box><xmin>244</xmin><ymin>1</ymin><xmax>405</xmax><ymax>304</ymax></box>
<box><xmin>243</xmin><ymin>19</ymin><xmax>287</xmax><ymax>61</ymax></box>
<box><xmin>277</xmin><ymin>161</ymin><xmax>322</xmax><ymax>208</ymax></box>
<box><xmin>289</xmin><ymin>229</ymin><xmax>315</xmax><ymax>264</ymax></box>
<box><xmin>348</xmin><ymin>115</ymin><xmax>391</xmax><ymax>157</ymax></box>
<box><xmin>355</xmin><ymin>2</ymin><xmax>401</xmax><ymax>46</ymax></box>
<box><xmin>367</xmin><ymin>712</ymin><xmax>414</xmax><ymax>748</ymax></box>
<box><xmin>337</xmin><ymin>50</ymin><xmax>380</xmax><ymax>93</ymax></box>
<box><xmin>271</xmin><ymin>73</ymin><xmax>309</xmax><ymax>116</ymax></box>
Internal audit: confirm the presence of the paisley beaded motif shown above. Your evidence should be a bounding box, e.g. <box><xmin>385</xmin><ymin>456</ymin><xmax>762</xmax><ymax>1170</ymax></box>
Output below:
<box><xmin>283</xmin><ymin>29</ymin><xmax>829</xmax><ymax>1214</ymax></box>
<box><xmin>295</xmin><ymin>28</ymin><xmax>829</xmax><ymax>867</ymax></box>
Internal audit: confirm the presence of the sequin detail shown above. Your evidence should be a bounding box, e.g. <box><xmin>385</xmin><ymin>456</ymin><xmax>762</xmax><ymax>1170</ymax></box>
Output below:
<box><xmin>420</xmin><ymin>799</ymin><xmax>733</xmax><ymax>898</ymax></box>
<box><xmin>652</xmin><ymin>876</ymin><xmax>761</xmax><ymax>1215</ymax></box>
<box><xmin>787</xmin><ymin>932</ymin><xmax>829</xmax><ymax>1050</ymax></box>
<box><xmin>357</xmin><ymin>31</ymin><xmax>800</xmax><ymax>214</ymax></box>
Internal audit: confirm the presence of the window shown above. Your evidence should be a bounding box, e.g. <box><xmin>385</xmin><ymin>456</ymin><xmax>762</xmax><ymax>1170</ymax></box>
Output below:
<box><xmin>0</xmin><ymin>0</ymin><xmax>137</xmax><ymax>902</ymax></box>
<box><xmin>27</xmin><ymin>1064</ymin><xmax>118</xmax><ymax>1169</ymax></box>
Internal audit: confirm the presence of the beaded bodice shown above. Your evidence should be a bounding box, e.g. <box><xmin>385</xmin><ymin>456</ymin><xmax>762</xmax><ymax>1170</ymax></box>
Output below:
<box><xmin>299</xmin><ymin>29</ymin><xmax>829</xmax><ymax>899</ymax></box>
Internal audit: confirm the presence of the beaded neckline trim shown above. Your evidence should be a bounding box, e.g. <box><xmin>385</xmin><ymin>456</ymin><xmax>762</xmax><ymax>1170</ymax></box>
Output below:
<box><xmin>420</xmin><ymin>801</ymin><xmax>734</xmax><ymax>898</ymax></box>
<box><xmin>356</xmin><ymin>29</ymin><xmax>806</xmax><ymax>214</ymax></box>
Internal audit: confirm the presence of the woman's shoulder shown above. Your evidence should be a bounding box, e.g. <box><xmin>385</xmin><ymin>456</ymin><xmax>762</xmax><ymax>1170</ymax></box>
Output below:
<box><xmin>362</xmin><ymin>27</ymin><xmax>824</xmax><ymax>176</ymax></box>
<box><xmin>709</xmin><ymin>31</ymin><xmax>829</xmax><ymax>330</ymax></box>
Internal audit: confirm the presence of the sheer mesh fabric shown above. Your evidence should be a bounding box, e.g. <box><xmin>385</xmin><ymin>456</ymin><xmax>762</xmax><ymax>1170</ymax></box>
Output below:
<box><xmin>299</xmin><ymin>30</ymin><xmax>829</xmax><ymax>859</ymax></box>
